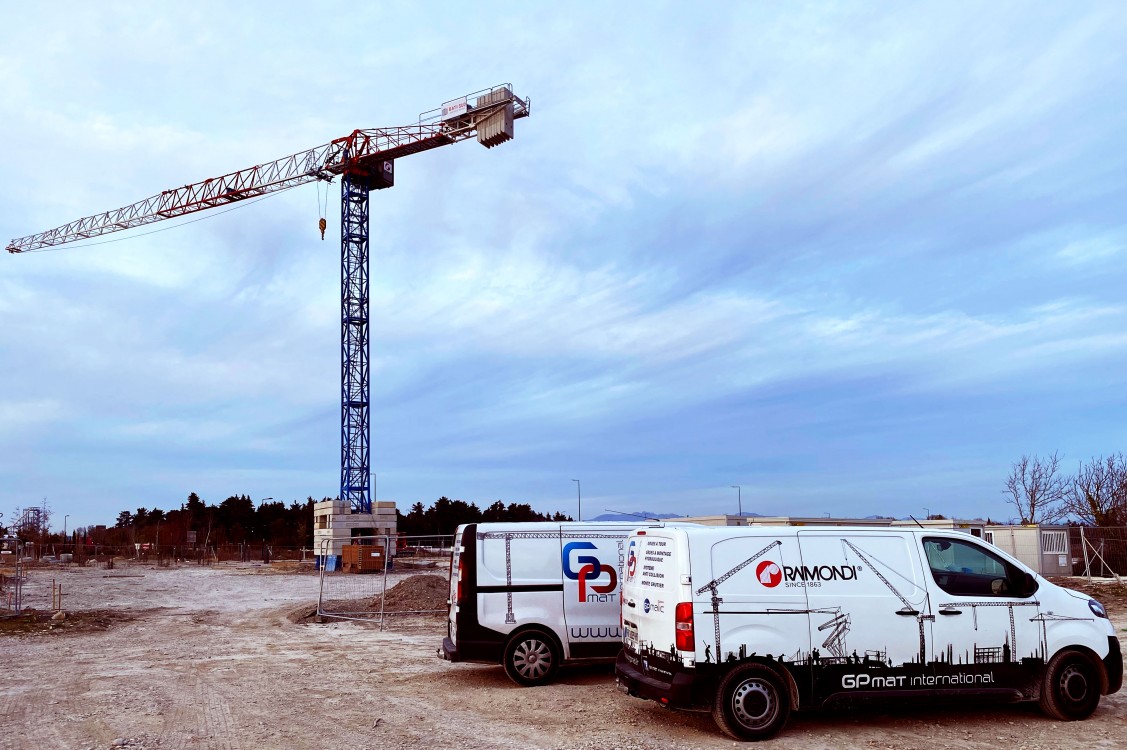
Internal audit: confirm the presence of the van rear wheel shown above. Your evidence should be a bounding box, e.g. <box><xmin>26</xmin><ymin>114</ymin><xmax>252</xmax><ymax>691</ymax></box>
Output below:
<box><xmin>712</xmin><ymin>663</ymin><xmax>790</xmax><ymax>741</ymax></box>
<box><xmin>502</xmin><ymin>629</ymin><xmax>561</xmax><ymax>687</ymax></box>
<box><xmin>1040</xmin><ymin>650</ymin><xmax>1101</xmax><ymax>720</ymax></box>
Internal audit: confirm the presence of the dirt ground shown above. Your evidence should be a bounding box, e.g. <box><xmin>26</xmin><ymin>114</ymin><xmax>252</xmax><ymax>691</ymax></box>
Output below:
<box><xmin>1</xmin><ymin>565</ymin><xmax>1124</xmax><ymax>750</ymax></box>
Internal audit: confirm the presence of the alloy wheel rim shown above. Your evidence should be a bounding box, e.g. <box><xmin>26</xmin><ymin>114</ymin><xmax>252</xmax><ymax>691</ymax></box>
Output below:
<box><xmin>514</xmin><ymin>639</ymin><xmax>552</xmax><ymax>679</ymax></box>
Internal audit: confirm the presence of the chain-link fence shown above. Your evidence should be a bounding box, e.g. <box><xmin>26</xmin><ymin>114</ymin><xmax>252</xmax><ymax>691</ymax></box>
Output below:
<box><xmin>317</xmin><ymin>534</ymin><xmax>453</xmax><ymax>627</ymax></box>
<box><xmin>1071</xmin><ymin>526</ymin><xmax>1127</xmax><ymax>581</ymax></box>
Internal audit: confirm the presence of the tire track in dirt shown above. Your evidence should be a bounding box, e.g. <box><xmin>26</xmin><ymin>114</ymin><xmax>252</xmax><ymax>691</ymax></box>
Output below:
<box><xmin>0</xmin><ymin>685</ymin><xmax>71</xmax><ymax>750</ymax></box>
<box><xmin>155</xmin><ymin>663</ymin><xmax>242</xmax><ymax>750</ymax></box>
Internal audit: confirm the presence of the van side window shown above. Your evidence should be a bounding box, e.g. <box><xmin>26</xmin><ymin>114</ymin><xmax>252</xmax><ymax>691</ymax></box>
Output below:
<box><xmin>923</xmin><ymin>537</ymin><xmax>1031</xmax><ymax>598</ymax></box>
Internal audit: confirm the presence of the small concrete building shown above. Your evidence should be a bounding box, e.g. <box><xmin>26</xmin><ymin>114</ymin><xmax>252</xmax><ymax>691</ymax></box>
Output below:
<box><xmin>313</xmin><ymin>499</ymin><xmax>397</xmax><ymax>568</ymax></box>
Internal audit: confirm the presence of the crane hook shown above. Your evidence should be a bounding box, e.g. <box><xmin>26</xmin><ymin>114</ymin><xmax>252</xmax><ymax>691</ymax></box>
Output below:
<box><xmin>318</xmin><ymin>217</ymin><xmax>327</xmax><ymax>240</ymax></box>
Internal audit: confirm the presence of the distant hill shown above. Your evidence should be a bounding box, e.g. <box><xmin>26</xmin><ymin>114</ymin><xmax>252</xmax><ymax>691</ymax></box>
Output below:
<box><xmin>590</xmin><ymin>511</ymin><xmax>764</xmax><ymax>521</ymax></box>
<box><xmin>590</xmin><ymin>512</ymin><xmax>685</xmax><ymax>522</ymax></box>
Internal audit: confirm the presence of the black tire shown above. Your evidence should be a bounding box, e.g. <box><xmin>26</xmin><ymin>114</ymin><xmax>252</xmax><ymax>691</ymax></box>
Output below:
<box><xmin>712</xmin><ymin>663</ymin><xmax>791</xmax><ymax>741</ymax></box>
<box><xmin>1040</xmin><ymin>650</ymin><xmax>1102</xmax><ymax>721</ymax></box>
<box><xmin>502</xmin><ymin>629</ymin><xmax>561</xmax><ymax>687</ymax></box>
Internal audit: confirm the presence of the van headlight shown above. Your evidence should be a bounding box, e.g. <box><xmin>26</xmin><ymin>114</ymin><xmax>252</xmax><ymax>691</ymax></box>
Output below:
<box><xmin>1089</xmin><ymin>599</ymin><xmax>1108</xmax><ymax>619</ymax></box>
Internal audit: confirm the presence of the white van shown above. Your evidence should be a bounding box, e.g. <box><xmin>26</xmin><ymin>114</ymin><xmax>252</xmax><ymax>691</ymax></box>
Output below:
<box><xmin>440</xmin><ymin>520</ymin><xmax>679</xmax><ymax>686</ymax></box>
<box><xmin>616</xmin><ymin>526</ymin><xmax>1122</xmax><ymax>740</ymax></box>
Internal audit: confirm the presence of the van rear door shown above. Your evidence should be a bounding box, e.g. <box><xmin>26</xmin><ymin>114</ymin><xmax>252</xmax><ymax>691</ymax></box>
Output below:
<box><xmin>561</xmin><ymin>526</ymin><xmax>630</xmax><ymax>658</ymax></box>
<box><xmin>621</xmin><ymin>529</ymin><xmax>682</xmax><ymax>661</ymax></box>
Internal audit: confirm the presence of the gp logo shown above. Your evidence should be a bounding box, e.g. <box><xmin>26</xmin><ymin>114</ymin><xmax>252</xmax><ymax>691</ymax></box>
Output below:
<box><xmin>563</xmin><ymin>542</ymin><xmax>618</xmax><ymax>602</ymax></box>
<box><xmin>756</xmin><ymin>560</ymin><xmax>783</xmax><ymax>588</ymax></box>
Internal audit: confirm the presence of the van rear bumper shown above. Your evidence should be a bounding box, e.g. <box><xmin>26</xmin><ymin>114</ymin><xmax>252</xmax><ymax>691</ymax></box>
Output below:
<box><xmin>615</xmin><ymin>651</ymin><xmax>697</xmax><ymax>708</ymax></box>
<box><xmin>1104</xmin><ymin>636</ymin><xmax>1123</xmax><ymax>695</ymax></box>
<box><xmin>439</xmin><ymin>635</ymin><xmax>504</xmax><ymax>664</ymax></box>
<box><xmin>439</xmin><ymin>637</ymin><xmax>459</xmax><ymax>662</ymax></box>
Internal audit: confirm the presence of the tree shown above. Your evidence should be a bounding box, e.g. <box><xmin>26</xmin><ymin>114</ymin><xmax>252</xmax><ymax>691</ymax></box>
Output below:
<box><xmin>482</xmin><ymin>500</ymin><xmax>508</xmax><ymax>523</ymax></box>
<box><xmin>184</xmin><ymin>492</ymin><xmax>206</xmax><ymax>531</ymax></box>
<box><xmin>217</xmin><ymin>495</ymin><xmax>256</xmax><ymax>543</ymax></box>
<box><xmin>1064</xmin><ymin>454</ymin><xmax>1127</xmax><ymax>527</ymax></box>
<box><xmin>1005</xmin><ymin>452</ymin><xmax>1067</xmax><ymax>524</ymax></box>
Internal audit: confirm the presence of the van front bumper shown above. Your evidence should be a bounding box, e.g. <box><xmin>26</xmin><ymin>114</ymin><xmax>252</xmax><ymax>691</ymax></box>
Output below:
<box><xmin>1104</xmin><ymin>636</ymin><xmax>1123</xmax><ymax>695</ymax></box>
<box><xmin>615</xmin><ymin>651</ymin><xmax>697</xmax><ymax>708</ymax></box>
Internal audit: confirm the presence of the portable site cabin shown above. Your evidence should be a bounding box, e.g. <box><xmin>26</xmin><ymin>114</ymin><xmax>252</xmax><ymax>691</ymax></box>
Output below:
<box><xmin>984</xmin><ymin>524</ymin><xmax>1072</xmax><ymax>577</ymax></box>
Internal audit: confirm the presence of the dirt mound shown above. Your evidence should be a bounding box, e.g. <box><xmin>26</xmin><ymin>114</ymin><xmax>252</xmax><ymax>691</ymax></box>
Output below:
<box><xmin>378</xmin><ymin>574</ymin><xmax>448</xmax><ymax>613</ymax></box>
<box><xmin>0</xmin><ymin>608</ymin><xmax>136</xmax><ymax>637</ymax></box>
<box><xmin>285</xmin><ymin>604</ymin><xmax>320</xmax><ymax>624</ymax></box>
<box><xmin>285</xmin><ymin>574</ymin><xmax>449</xmax><ymax>625</ymax></box>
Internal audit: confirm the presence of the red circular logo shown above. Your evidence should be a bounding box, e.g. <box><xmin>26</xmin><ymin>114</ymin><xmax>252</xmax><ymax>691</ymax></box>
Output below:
<box><xmin>756</xmin><ymin>560</ymin><xmax>782</xmax><ymax>587</ymax></box>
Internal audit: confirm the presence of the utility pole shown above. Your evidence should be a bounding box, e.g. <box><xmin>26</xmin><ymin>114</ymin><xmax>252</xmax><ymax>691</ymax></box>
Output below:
<box><xmin>572</xmin><ymin>479</ymin><xmax>582</xmax><ymax>522</ymax></box>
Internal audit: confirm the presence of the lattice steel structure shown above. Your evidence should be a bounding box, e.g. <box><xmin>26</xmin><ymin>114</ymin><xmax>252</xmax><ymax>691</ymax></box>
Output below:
<box><xmin>8</xmin><ymin>85</ymin><xmax>530</xmax><ymax>514</ymax></box>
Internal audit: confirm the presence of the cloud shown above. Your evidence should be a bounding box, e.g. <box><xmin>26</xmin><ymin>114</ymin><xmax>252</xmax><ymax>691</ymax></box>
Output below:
<box><xmin>3</xmin><ymin>2</ymin><xmax>1127</xmax><ymax>526</ymax></box>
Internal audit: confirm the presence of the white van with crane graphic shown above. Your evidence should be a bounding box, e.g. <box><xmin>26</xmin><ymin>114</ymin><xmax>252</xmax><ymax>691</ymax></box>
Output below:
<box><xmin>616</xmin><ymin>526</ymin><xmax>1122</xmax><ymax>741</ymax></box>
<box><xmin>440</xmin><ymin>521</ymin><xmax>691</xmax><ymax>686</ymax></box>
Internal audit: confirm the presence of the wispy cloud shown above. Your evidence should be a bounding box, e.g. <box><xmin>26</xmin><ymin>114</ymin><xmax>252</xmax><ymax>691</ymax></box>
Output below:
<box><xmin>2</xmin><ymin>2</ymin><xmax>1127</xmax><ymax>525</ymax></box>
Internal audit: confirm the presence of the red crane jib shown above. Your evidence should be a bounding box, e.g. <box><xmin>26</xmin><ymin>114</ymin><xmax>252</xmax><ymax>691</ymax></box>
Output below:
<box><xmin>7</xmin><ymin>86</ymin><xmax>529</xmax><ymax>253</ymax></box>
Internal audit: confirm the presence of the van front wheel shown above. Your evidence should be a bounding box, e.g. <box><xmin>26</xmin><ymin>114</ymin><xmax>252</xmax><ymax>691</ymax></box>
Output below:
<box><xmin>1040</xmin><ymin>650</ymin><xmax>1101</xmax><ymax>720</ymax></box>
<box><xmin>502</xmin><ymin>629</ymin><xmax>561</xmax><ymax>687</ymax></box>
<box><xmin>712</xmin><ymin>663</ymin><xmax>790</xmax><ymax>741</ymax></box>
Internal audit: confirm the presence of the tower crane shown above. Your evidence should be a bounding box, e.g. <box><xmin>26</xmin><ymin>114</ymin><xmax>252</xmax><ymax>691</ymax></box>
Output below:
<box><xmin>7</xmin><ymin>84</ymin><xmax>530</xmax><ymax>515</ymax></box>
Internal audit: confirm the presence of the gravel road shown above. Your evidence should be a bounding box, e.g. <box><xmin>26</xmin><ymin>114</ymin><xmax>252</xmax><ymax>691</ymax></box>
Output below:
<box><xmin>1</xmin><ymin>563</ymin><xmax>1124</xmax><ymax>750</ymax></box>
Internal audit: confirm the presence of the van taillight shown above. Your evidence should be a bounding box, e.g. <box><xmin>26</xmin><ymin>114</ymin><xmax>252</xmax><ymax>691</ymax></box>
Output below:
<box><xmin>456</xmin><ymin>551</ymin><xmax>464</xmax><ymax>605</ymax></box>
<box><xmin>674</xmin><ymin>602</ymin><xmax>694</xmax><ymax>651</ymax></box>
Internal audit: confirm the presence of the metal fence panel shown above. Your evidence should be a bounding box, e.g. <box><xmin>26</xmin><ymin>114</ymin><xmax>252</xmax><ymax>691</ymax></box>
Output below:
<box><xmin>1071</xmin><ymin>526</ymin><xmax>1127</xmax><ymax>581</ymax></box>
<box><xmin>317</xmin><ymin>534</ymin><xmax>453</xmax><ymax>626</ymax></box>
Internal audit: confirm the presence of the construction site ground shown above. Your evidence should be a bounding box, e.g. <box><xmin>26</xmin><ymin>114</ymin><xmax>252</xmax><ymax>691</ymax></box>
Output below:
<box><xmin>1</xmin><ymin>564</ymin><xmax>1124</xmax><ymax>750</ymax></box>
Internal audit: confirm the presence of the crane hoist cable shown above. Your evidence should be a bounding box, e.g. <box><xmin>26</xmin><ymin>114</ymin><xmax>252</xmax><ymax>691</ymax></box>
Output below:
<box><xmin>315</xmin><ymin>178</ymin><xmax>331</xmax><ymax>240</ymax></box>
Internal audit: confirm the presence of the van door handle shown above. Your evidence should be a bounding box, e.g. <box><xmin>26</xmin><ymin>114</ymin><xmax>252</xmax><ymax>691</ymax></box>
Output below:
<box><xmin>627</xmin><ymin>601</ymin><xmax>635</xmax><ymax>608</ymax></box>
<box><xmin>895</xmin><ymin>609</ymin><xmax>919</xmax><ymax>616</ymax></box>
<box><xmin>939</xmin><ymin>609</ymin><xmax>962</xmax><ymax>616</ymax></box>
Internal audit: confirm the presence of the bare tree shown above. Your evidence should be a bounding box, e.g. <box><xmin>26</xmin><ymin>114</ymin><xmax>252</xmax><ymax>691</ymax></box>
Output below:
<box><xmin>1065</xmin><ymin>453</ymin><xmax>1127</xmax><ymax>527</ymax></box>
<box><xmin>1005</xmin><ymin>452</ymin><xmax>1067</xmax><ymax>524</ymax></box>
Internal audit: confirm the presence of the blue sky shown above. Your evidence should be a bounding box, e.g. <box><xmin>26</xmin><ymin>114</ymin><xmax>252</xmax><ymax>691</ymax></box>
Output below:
<box><xmin>2</xmin><ymin>2</ymin><xmax>1126</xmax><ymax>530</ymax></box>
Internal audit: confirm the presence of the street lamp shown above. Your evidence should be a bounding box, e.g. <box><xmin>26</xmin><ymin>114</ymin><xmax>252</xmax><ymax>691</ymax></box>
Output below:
<box><xmin>64</xmin><ymin>514</ymin><xmax>69</xmax><ymax>550</ymax></box>
<box><xmin>730</xmin><ymin>486</ymin><xmax>742</xmax><ymax>519</ymax></box>
<box><xmin>923</xmin><ymin>507</ymin><xmax>931</xmax><ymax>521</ymax></box>
<box><xmin>571</xmin><ymin>479</ymin><xmax>581</xmax><ymax>522</ymax></box>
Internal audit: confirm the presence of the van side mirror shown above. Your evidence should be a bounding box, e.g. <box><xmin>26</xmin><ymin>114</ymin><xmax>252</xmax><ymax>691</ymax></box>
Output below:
<box><xmin>1021</xmin><ymin>571</ymin><xmax>1037</xmax><ymax>598</ymax></box>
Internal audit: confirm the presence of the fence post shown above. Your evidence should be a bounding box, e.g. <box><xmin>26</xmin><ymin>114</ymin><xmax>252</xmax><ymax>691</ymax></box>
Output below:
<box><xmin>1080</xmin><ymin>527</ymin><xmax>1091</xmax><ymax>579</ymax></box>
<box><xmin>316</xmin><ymin>538</ymin><xmax>330</xmax><ymax>618</ymax></box>
<box><xmin>378</xmin><ymin>534</ymin><xmax>390</xmax><ymax>631</ymax></box>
